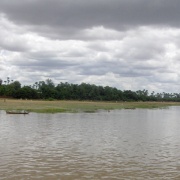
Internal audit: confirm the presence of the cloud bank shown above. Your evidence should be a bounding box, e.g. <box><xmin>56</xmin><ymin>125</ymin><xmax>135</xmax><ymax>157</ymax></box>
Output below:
<box><xmin>1</xmin><ymin>0</ymin><xmax>180</xmax><ymax>93</ymax></box>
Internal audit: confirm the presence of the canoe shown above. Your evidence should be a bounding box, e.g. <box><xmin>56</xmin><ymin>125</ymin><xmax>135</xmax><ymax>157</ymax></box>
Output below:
<box><xmin>6</xmin><ymin>110</ymin><xmax>29</xmax><ymax>114</ymax></box>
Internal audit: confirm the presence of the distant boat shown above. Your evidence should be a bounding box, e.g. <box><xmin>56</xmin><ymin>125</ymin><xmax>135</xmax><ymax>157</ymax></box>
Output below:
<box><xmin>6</xmin><ymin>110</ymin><xmax>29</xmax><ymax>114</ymax></box>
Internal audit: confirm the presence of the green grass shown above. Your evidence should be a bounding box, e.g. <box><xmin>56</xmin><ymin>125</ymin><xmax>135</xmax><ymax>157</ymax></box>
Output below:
<box><xmin>29</xmin><ymin>108</ymin><xmax>68</xmax><ymax>113</ymax></box>
<box><xmin>1</xmin><ymin>99</ymin><xmax>180</xmax><ymax>113</ymax></box>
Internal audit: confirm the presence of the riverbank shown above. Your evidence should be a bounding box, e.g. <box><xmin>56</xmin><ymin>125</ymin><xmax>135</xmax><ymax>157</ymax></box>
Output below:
<box><xmin>1</xmin><ymin>99</ymin><xmax>180</xmax><ymax>113</ymax></box>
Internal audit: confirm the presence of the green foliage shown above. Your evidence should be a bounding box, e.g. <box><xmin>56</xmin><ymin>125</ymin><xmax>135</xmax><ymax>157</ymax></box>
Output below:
<box><xmin>123</xmin><ymin>90</ymin><xmax>138</xmax><ymax>101</ymax></box>
<box><xmin>30</xmin><ymin>108</ymin><xmax>68</xmax><ymax>113</ymax></box>
<box><xmin>0</xmin><ymin>80</ymin><xmax>21</xmax><ymax>97</ymax></box>
<box><xmin>1</xmin><ymin>78</ymin><xmax>180</xmax><ymax>102</ymax></box>
<box><xmin>13</xmin><ymin>86</ymin><xmax>38</xmax><ymax>99</ymax></box>
<box><xmin>46</xmin><ymin>97</ymin><xmax>55</xmax><ymax>101</ymax></box>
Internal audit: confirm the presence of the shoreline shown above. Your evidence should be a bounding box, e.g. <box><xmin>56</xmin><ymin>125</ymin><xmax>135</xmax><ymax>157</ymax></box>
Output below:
<box><xmin>1</xmin><ymin>99</ymin><xmax>180</xmax><ymax>113</ymax></box>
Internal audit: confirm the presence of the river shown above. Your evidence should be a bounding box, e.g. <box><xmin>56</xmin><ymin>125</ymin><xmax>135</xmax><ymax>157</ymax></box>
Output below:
<box><xmin>0</xmin><ymin>107</ymin><xmax>180</xmax><ymax>179</ymax></box>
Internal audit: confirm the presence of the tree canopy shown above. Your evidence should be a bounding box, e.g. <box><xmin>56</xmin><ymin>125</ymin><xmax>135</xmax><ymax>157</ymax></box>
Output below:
<box><xmin>0</xmin><ymin>78</ymin><xmax>180</xmax><ymax>102</ymax></box>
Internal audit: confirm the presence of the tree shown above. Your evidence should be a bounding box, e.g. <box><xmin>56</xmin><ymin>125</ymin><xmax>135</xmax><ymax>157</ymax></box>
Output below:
<box><xmin>136</xmin><ymin>89</ymin><xmax>149</xmax><ymax>101</ymax></box>
<box><xmin>46</xmin><ymin>79</ymin><xmax>55</xmax><ymax>88</ymax></box>
<box><xmin>7</xmin><ymin>77</ymin><xmax>10</xmax><ymax>84</ymax></box>
<box><xmin>14</xmin><ymin>86</ymin><xmax>38</xmax><ymax>99</ymax></box>
<box><xmin>12</xmin><ymin>81</ymin><xmax>21</xmax><ymax>90</ymax></box>
<box><xmin>123</xmin><ymin>90</ymin><xmax>138</xmax><ymax>101</ymax></box>
<box><xmin>0</xmin><ymin>79</ymin><xmax>2</xmax><ymax>85</ymax></box>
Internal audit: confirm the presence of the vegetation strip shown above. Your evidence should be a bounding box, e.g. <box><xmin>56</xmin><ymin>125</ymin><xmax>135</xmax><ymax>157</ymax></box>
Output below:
<box><xmin>1</xmin><ymin>78</ymin><xmax>180</xmax><ymax>102</ymax></box>
<box><xmin>1</xmin><ymin>99</ymin><xmax>180</xmax><ymax>113</ymax></box>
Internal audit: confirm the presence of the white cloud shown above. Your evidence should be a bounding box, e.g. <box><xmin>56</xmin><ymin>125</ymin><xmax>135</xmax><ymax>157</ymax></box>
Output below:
<box><xmin>1</xmin><ymin>1</ymin><xmax>180</xmax><ymax>93</ymax></box>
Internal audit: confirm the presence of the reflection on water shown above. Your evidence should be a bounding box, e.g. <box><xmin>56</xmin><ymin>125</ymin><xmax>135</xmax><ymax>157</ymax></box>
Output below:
<box><xmin>0</xmin><ymin>107</ymin><xmax>180</xmax><ymax>179</ymax></box>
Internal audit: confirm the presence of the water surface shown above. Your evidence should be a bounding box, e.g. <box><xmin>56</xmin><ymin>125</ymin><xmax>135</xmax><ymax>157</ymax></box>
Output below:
<box><xmin>0</xmin><ymin>107</ymin><xmax>180</xmax><ymax>179</ymax></box>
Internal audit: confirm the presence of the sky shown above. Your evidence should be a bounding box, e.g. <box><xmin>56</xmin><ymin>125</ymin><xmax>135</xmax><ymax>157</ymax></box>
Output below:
<box><xmin>1</xmin><ymin>0</ymin><xmax>180</xmax><ymax>93</ymax></box>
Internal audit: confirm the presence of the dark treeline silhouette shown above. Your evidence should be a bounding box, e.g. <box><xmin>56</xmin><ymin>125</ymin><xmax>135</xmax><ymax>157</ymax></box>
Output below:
<box><xmin>1</xmin><ymin>78</ymin><xmax>180</xmax><ymax>101</ymax></box>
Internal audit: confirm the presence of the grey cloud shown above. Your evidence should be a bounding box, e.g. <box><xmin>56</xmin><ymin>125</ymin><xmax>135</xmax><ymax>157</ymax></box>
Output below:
<box><xmin>1</xmin><ymin>0</ymin><xmax>180</xmax><ymax>38</ymax></box>
<box><xmin>87</xmin><ymin>42</ymin><xmax>112</xmax><ymax>52</ymax></box>
<box><xmin>1</xmin><ymin>0</ymin><xmax>180</xmax><ymax>93</ymax></box>
<box><xmin>12</xmin><ymin>57</ymin><xmax>78</xmax><ymax>70</ymax></box>
<box><xmin>0</xmin><ymin>40</ymin><xmax>28</xmax><ymax>52</ymax></box>
<box><xmin>0</xmin><ymin>15</ymin><xmax>31</xmax><ymax>52</ymax></box>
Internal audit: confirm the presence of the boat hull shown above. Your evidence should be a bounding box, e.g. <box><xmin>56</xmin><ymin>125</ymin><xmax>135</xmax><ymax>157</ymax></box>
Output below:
<box><xmin>6</xmin><ymin>111</ymin><xmax>29</xmax><ymax>114</ymax></box>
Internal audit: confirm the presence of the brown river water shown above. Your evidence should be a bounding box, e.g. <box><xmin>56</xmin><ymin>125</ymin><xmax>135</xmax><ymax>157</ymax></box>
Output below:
<box><xmin>0</xmin><ymin>107</ymin><xmax>180</xmax><ymax>180</ymax></box>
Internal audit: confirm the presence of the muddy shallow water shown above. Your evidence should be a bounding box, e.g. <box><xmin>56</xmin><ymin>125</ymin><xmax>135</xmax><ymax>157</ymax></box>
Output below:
<box><xmin>0</xmin><ymin>107</ymin><xmax>180</xmax><ymax>179</ymax></box>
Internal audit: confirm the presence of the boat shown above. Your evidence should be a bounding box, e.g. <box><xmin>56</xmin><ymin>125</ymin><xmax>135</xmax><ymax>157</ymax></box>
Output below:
<box><xmin>6</xmin><ymin>110</ymin><xmax>29</xmax><ymax>114</ymax></box>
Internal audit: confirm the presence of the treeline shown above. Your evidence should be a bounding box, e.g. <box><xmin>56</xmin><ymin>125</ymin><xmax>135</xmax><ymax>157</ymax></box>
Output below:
<box><xmin>1</xmin><ymin>78</ymin><xmax>180</xmax><ymax>101</ymax></box>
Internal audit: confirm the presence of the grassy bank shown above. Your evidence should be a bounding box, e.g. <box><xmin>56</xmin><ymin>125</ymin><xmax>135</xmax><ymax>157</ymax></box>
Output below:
<box><xmin>1</xmin><ymin>99</ymin><xmax>180</xmax><ymax>113</ymax></box>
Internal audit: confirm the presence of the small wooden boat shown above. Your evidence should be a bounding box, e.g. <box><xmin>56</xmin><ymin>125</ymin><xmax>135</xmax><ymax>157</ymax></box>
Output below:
<box><xmin>6</xmin><ymin>110</ymin><xmax>29</xmax><ymax>114</ymax></box>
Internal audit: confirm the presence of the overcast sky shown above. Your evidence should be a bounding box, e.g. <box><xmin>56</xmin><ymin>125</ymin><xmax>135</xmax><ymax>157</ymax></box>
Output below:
<box><xmin>1</xmin><ymin>0</ymin><xmax>180</xmax><ymax>93</ymax></box>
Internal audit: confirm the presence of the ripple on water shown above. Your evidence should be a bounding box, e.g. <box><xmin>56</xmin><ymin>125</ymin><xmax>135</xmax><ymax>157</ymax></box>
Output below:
<box><xmin>0</xmin><ymin>109</ymin><xmax>180</xmax><ymax>179</ymax></box>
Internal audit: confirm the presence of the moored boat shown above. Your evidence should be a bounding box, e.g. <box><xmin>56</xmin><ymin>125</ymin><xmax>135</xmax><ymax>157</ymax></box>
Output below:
<box><xmin>6</xmin><ymin>110</ymin><xmax>29</xmax><ymax>114</ymax></box>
